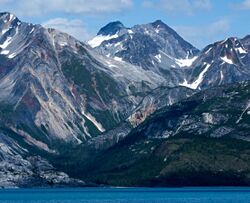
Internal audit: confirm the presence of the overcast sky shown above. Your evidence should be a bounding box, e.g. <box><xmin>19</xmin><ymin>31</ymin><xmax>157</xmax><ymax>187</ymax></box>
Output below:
<box><xmin>0</xmin><ymin>0</ymin><xmax>249</xmax><ymax>49</ymax></box>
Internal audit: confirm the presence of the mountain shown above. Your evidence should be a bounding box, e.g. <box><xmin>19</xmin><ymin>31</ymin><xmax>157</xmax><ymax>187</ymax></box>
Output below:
<box><xmin>77</xmin><ymin>81</ymin><xmax>250</xmax><ymax>186</ymax></box>
<box><xmin>0</xmin><ymin>130</ymin><xmax>85</xmax><ymax>188</ymax></box>
<box><xmin>0</xmin><ymin>12</ymin><xmax>249</xmax><ymax>187</ymax></box>
<box><xmin>0</xmin><ymin>12</ymin><xmax>198</xmax><ymax>187</ymax></box>
<box><xmin>89</xmin><ymin>21</ymin><xmax>250</xmax><ymax>91</ymax></box>
<box><xmin>127</xmin><ymin>81</ymin><xmax>250</xmax><ymax>140</ymax></box>
<box><xmin>0</xmin><ymin>12</ymin><xmax>171</xmax><ymax>187</ymax></box>
<box><xmin>181</xmin><ymin>37</ymin><xmax>250</xmax><ymax>89</ymax></box>
<box><xmin>0</xmin><ymin>12</ymin><xmax>169</xmax><ymax>143</ymax></box>
<box><xmin>88</xmin><ymin>20</ymin><xmax>199</xmax><ymax>86</ymax></box>
<box><xmin>86</xmin><ymin>86</ymin><xmax>196</xmax><ymax>150</ymax></box>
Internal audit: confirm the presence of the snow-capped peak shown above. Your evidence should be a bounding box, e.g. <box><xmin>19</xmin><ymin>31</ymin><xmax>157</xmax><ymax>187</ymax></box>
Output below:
<box><xmin>97</xmin><ymin>21</ymin><xmax>125</xmax><ymax>36</ymax></box>
<box><xmin>0</xmin><ymin>12</ymin><xmax>20</xmax><ymax>35</ymax></box>
<box><xmin>151</xmin><ymin>20</ymin><xmax>166</xmax><ymax>28</ymax></box>
<box><xmin>88</xmin><ymin>21</ymin><xmax>126</xmax><ymax>48</ymax></box>
<box><xmin>88</xmin><ymin>33</ymin><xmax>119</xmax><ymax>48</ymax></box>
<box><xmin>0</xmin><ymin>12</ymin><xmax>18</xmax><ymax>24</ymax></box>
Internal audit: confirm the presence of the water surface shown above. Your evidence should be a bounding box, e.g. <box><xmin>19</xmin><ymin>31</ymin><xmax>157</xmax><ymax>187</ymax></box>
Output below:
<box><xmin>1</xmin><ymin>187</ymin><xmax>250</xmax><ymax>202</ymax></box>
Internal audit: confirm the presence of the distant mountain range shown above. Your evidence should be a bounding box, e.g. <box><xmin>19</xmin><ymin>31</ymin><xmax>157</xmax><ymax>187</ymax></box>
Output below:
<box><xmin>0</xmin><ymin>12</ymin><xmax>249</xmax><ymax>188</ymax></box>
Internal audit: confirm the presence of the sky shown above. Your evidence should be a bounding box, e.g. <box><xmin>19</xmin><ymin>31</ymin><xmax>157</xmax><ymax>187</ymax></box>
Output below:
<box><xmin>0</xmin><ymin>0</ymin><xmax>249</xmax><ymax>49</ymax></box>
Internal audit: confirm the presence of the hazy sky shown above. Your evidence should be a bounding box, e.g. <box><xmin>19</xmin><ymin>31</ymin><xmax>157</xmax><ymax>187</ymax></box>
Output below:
<box><xmin>0</xmin><ymin>0</ymin><xmax>249</xmax><ymax>49</ymax></box>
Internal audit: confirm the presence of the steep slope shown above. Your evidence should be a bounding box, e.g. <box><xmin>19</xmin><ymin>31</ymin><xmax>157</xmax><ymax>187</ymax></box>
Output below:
<box><xmin>0</xmin><ymin>12</ymin><xmax>176</xmax><ymax>187</ymax></box>
<box><xmin>133</xmin><ymin>81</ymin><xmax>250</xmax><ymax>139</ymax></box>
<box><xmin>181</xmin><ymin>37</ymin><xmax>250</xmax><ymax>89</ymax></box>
<box><xmin>0</xmin><ymin>12</ymin><xmax>166</xmax><ymax>147</ymax></box>
<box><xmin>88</xmin><ymin>20</ymin><xmax>199</xmax><ymax>86</ymax></box>
<box><xmin>0</xmin><ymin>130</ymin><xmax>85</xmax><ymax>188</ymax></box>
<box><xmin>1</xmin><ymin>12</ymin><xmax>250</xmax><ymax>188</ymax></box>
<box><xmin>87</xmin><ymin>86</ymin><xmax>195</xmax><ymax>150</ymax></box>
<box><xmin>77</xmin><ymin>81</ymin><xmax>250</xmax><ymax>186</ymax></box>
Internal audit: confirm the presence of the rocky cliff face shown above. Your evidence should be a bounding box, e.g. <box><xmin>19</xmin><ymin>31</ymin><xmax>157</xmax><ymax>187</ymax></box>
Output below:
<box><xmin>88</xmin><ymin>20</ymin><xmax>199</xmax><ymax>87</ymax></box>
<box><xmin>181</xmin><ymin>37</ymin><xmax>250</xmax><ymax>89</ymax></box>
<box><xmin>128</xmin><ymin>81</ymin><xmax>250</xmax><ymax>140</ymax></box>
<box><xmin>0</xmin><ymin>12</ymin><xmax>168</xmax><ymax>146</ymax></box>
<box><xmin>78</xmin><ymin>81</ymin><xmax>250</xmax><ymax>187</ymax></box>
<box><xmin>0</xmin><ymin>130</ymin><xmax>85</xmax><ymax>188</ymax></box>
<box><xmin>0</xmin><ymin>12</ymin><xmax>250</xmax><ymax>187</ymax></box>
<box><xmin>0</xmin><ymin>12</ymin><xmax>170</xmax><ymax>187</ymax></box>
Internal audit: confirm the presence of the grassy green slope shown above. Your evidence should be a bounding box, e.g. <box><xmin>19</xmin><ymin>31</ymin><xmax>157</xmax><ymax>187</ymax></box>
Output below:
<box><xmin>80</xmin><ymin>136</ymin><xmax>250</xmax><ymax>187</ymax></box>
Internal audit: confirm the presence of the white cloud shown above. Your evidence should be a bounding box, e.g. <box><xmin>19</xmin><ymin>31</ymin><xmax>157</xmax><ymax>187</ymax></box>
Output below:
<box><xmin>43</xmin><ymin>18</ymin><xmax>92</xmax><ymax>42</ymax></box>
<box><xmin>143</xmin><ymin>0</ymin><xmax>212</xmax><ymax>15</ymax></box>
<box><xmin>233</xmin><ymin>0</ymin><xmax>250</xmax><ymax>9</ymax></box>
<box><xmin>174</xmin><ymin>19</ymin><xmax>231</xmax><ymax>48</ymax></box>
<box><xmin>0</xmin><ymin>0</ymin><xmax>133</xmax><ymax>16</ymax></box>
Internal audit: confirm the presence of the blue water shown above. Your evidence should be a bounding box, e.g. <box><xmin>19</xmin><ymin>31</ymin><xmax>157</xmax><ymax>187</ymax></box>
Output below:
<box><xmin>0</xmin><ymin>188</ymin><xmax>250</xmax><ymax>202</ymax></box>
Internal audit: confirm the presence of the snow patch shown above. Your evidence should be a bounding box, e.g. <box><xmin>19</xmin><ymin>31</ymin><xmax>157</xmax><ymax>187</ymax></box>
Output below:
<box><xmin>155</xmin><ymin>54</ymin><xmax>161</xmax><ymax>63</ymax></box>
<box><xmin>8</xmin><ymin>52</ymin><xmax>17</xmax><ymax>59</ymax></box>
<box><xmin>180</xmin><ymin>63</ymin><xmax>211</xmax><ymax>90</ymax></box>
<box><xmin>155</xmin><ymin>28</ymin><xmax>160</xmax><ymax>34</ymax></box>
<box><xmin>1</xmin><ymin>50</ymin><xmax>9</xmax><ymax>55</ymax></box>
<box><xmin>88</xmin><ymin>34</ymin><xmax>119</xmax><ymax>48</ymax></box>
<box><xmin>29</xmin><ymin>27</ymin><xmax>35</xmax><ymax>34</ymax></box>
<box><xmin>128</xmin><ymin>29</ymin><xmax>133</xmax><ymax>34</ymax></box>
<box><xmin>9</xmin><ymin>14</ymin><xmax>16</xmax><ymax>22</ymax></box>
<box><xmin>236</xmin><ymin>47</ymin><xmax>247</xmax><ymax>54</ymax></box>
<box><xmin>59</xmin><ymin>42</ymin><xmax>67</xmax><ymax>47</ymax></box>
<box><xmin>114</xmin><ymin>42</ymin><xmax>122</xmax><ymax>47</ymax></box>
<box><xmin>221</xmin><ymin>56</ymin><xmax>234</xmax><ymax>65</ymax></box>
<box><xmin>0</xmin><ymin>36</ymin><xmax>13</xmax><ymax>49</ymax></box>
<box><xmin>0</xmin><ymin>49</ymin><xmax>17</xmax><ymax>59</ymax></box>
<box><xmin>175</xmin><ymin>56</ymin><xmax>198</xmax><ymax>67</ymax></box>
<box><xmin>1</xmin><ymin>27</ymin><xmax>11</xmax><ymax>35</ymax></box>
<box><xmin>114</xmin><ymin>56</ymin><xmax>123</xmax><ymax>62</ymax></box>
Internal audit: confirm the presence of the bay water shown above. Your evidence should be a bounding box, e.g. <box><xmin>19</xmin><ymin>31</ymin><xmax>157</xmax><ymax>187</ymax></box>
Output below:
<box><xmin>0</xmin><ymin>187</ymin><xmax>250</xmax><ymax>202</ymax></box>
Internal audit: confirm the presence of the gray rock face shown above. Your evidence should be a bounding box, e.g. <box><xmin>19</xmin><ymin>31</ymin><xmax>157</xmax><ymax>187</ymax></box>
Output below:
<box><xmin>181</xmin><ymin>37</ymin><xmax>250</xmax><ymax>90</ymax></box>
<box><xmin>88</xmin><ymin>20</ymin><xmax>200</xmax><ymax>86</ymax></box>
<box><xmin>128</xmin><ymin>81</ymin><xmax>250</xmax><ymax>140</ymax></box>
<box><xmin>0</xmin><ymin>12</ymin><xmax>167</xmax><ymax>146</ymax></box>
<box><xmin>128</xmin><ymin>86</ymin><xmax>196</xmax><ymax>127</ymax></box>
<box><xmin>0</xmin><ymin>131</ymin><xmax>84</xmax><ymax>188</ymax></box>
<box><xmin>0</xmin><ymin>12</ymin><xmax>250</xmax><ymax>187</ymax></box>
<box><xmin>0</xmin><ymin>13</ymin><xmax>171</xmax><ymax>186</ymax></box>
<box><xmin>0</xmin><ymin>12</ymin><xmax>198</xmax><ymax>187</ymax></box>
<box><xmin>87</xmin><ymin>86</ymin><xmax>195</xmax><ymax>150</ymax></box>
<box><xmin>97</xmin><ymin>21</ymin><xmax>126</xmax><ymax>36</ymax></box>
<box><xmin>89</xmin><ymin>21</ymin><xmax>250</xmax><ymax>91</ymax></box>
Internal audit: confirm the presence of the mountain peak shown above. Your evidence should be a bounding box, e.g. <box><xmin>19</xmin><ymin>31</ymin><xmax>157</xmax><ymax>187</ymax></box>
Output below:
<box><xmin>0</xmin><ymin>12</ymin><xmax>18</xmax><ymax>23</ymax></box>
<box><xmin>243</xmin><ymin>35</ymin><xmax>250</xmax><ymax>41</ymax></box>
<box><xmin>151</xmin><ymin>20</ymin><xmax>166</xmax><ymax>27</ymax></box>
<box><xmin>224</xmin><ymin>37</ymin><xmax>238</xmax><ymax>44</ymax></box>
<box><xmin>218</xmin><ymin>37</ymin><xmax>247</xmax><ymax>51</ymax></box>
<box><xmin>97</xmin><ymin>21</ymin><xmax>125</xmax><ymax>36</ymax></box>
